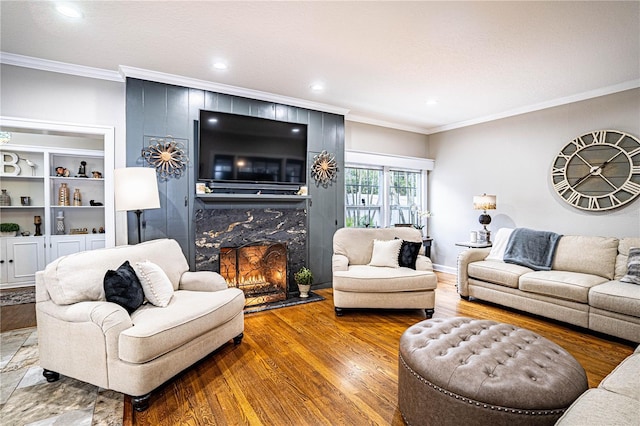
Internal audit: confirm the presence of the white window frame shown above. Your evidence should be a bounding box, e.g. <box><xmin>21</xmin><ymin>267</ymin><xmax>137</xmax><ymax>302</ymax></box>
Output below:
<box><xmin>345</xmin><ymin>150</ymin><xmax>434</xmax><ymax>228</ymax></box>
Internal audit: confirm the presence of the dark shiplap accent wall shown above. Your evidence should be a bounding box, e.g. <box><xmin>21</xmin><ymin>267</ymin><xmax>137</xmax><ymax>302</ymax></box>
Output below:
<box><xmin>125</xmin><ymin>78</ymin><xmax>344</xmax><ymax>284</ymax></box>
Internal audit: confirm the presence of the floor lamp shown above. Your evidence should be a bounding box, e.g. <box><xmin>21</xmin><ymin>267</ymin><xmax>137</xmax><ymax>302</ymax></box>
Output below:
<box><xmin>114</xmin><ymin>167</ymin><xmax>161</xmax><ymax>244</ymax></box>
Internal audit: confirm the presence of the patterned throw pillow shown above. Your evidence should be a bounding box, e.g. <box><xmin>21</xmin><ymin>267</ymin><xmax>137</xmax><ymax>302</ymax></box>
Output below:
<box><xmin>620</xmin><ymin>247</ymin><xmax>640</xmax><ymax>285</ymax></box>
<box><xmin>103</xmin><ymin>261</ymin><xmax>144</xmax><ymax>314</ymax></box>
<box><xmin>398</xmin><ymin>240</ymin><xmax>422</xmax><ymax>269</ymax></box>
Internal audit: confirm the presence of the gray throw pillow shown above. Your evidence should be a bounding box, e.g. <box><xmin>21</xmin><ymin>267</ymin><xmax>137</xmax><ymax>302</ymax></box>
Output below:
<box><xmin>620</xmin><ymin>247</ymin><xmax>640</xmax><ymax>285</ymax></box>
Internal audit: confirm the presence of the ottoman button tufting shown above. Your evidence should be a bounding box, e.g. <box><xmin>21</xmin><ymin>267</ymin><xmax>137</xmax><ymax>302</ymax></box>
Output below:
<box><xmin>398</xmin><ymin>317</ymin><xmax>588</xmax><ymax>426</ymax></box>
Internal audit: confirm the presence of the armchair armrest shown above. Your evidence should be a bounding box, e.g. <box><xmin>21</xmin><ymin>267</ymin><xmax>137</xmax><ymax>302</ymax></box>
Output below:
<box><xmin>37</xmin><ymin>300</ymin><xmax>133</xmax><ymax>334</ymax></box>
<box><xmin>179</xmin><ymin>271</ymin><xmax>228</xmax><ymax>292</ymax></box>
<box><xmin>457</xmin><ymin>248</ymin><xmax>491</xmax><ymax>297</ymax></box>
<box><xmin>415</xmin><ymin>255</ymin><xmax>433</xmax><ymax>271</ymax></box>
<box><xmin>332</xmin><ymin>254</ymin><xmax>349</xmax><ymax>272</ymax></box>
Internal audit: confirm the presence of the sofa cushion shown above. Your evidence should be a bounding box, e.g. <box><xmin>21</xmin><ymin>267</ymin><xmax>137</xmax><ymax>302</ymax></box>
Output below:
<box><xmin>44</xmin><ymin>239</ymin><xmax>189</xmax><ymax>305</ymax></box>
<box><xmin>620</xmin><ymin>247</ymin><xmax>640</xmax><ymax>285</ymax></box>
<box><xmin>119</xmin><ymin>288</ymin><xmax>245</xmax><ymax>364</ymax></box>
<box><xmin>467</xmin><ymin>260</ymin><xmax>532</xmax><ymax>289</ymax></box>
<box><xmin>134</xmin><ymin>260</ymin><xmax>174</xmax><ymax>307</ymax></box>
<box><xmin>369</xmin><ymin>239</ymin><xmax>402</xmax><ymax>268</ymax></box>
<box><xmin>103</xmin><ymin>261</ymin><xmax>144</xmax><ymax>314</ymax></box>
<box><xmin>599</xmin><ymin>352</ymin><xmax>640</xmax><ymax>400</ymax></box>
<box><xmin>333</xmin><ymin>265</ymin><xmax>437</xmax><ymax>292</ymax></box>
<box><xmin>589</xmin><ymin>281</ymin><xmax>640</xmax><ymax>318</ymax></box>
<box><xmin>552</xmin><ymin>236</ymin><xmax>619</xmax><ymax>280</ymax></box>
<box><xmin>615</xmin><ymin>238</ymin><xmax>640</xmax><ymax>280</ymax></box>
<box><xmin>519</xmin><ymin>271</ymin><xmax>608</xmax><ymax>303</ymax></box>
<box><xmin>556</xmin><ymin>389</ymin><xmax>640</xmax><ymax>425</ymax></box>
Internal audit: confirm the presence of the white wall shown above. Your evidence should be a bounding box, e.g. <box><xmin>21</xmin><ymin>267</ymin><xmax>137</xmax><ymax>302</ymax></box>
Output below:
<box><xmin>346</xmin><ymin>121</ymin><xmax>429</xmax><ymax>157</ymax></box>
<box><xmin>428</xmin><ymin>88</ymin><xmax>640</xmax><ymax>272</ymax></box>
<box><xmin>1</xmin><ymin>64</ymin><xmax>128</xmax><ymax>244</ymax></box>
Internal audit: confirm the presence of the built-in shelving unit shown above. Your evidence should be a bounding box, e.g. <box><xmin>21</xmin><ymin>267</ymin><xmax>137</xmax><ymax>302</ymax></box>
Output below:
<box><xmin>0</xmin><ymin>117</ymin><xmax>115</xmax><ymax>289</ymax></box>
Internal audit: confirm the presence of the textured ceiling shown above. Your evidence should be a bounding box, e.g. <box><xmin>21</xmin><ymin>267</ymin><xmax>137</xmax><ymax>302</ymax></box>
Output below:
<box><xmin>1</xmin><ymin>1</ymin><xmax>638</xmax><ymax>134</ymax></box>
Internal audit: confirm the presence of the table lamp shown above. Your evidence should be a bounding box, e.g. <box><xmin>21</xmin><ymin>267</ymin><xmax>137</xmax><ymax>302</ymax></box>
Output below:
<box><xmin>114</xmin><ymin>167</ymin><xmax>160</xmax><ymax>244</ymax></box>
<box><xmin>473</xmin><ymin>193</ymin><xmax>496</xmax><ymax>243</ymax></box>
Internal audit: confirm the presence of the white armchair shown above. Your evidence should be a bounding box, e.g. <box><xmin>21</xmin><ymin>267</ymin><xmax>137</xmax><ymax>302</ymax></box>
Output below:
<box><xmin>36</xmin><ymin>239</ymin><xmax>245</xmax><ymax>411</ymax></box>
<box><xmin>332</xmin><ymin>227</ymin><xmax>437</xmax><ymax>317</ymax></box>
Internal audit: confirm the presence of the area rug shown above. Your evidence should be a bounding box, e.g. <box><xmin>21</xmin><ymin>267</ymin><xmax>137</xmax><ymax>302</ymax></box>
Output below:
<box><xmin>244</xmin><ymin>291</ymin><xmax>324</xmax><ymax>314</ymax></box>
<box><xmin>0</xmin><ymin>288</ymin><xmax>36</xmax><ymax>306</ymax></box>
<box><xmin>0</xmin><ymin>327</ymin><xmax>124</xmax><ymax>425</ymax></box>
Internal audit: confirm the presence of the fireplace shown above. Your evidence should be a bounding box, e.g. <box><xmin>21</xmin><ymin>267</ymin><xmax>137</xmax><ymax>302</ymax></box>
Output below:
<box><xmin>220</xmin><ymin>242</ymin><xmax>287</xmax><ymax>307</ymax></box>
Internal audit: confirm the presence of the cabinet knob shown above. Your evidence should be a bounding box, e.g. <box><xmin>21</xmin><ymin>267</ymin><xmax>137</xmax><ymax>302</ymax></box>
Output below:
<box><xmin>0</xmin><ymin>260</ymin><xmax>4</xmax><ymax>263</ymax></box>
<box><xmin>8</xmin><ymin>259</ymin><xmax>13</xmax><ymax>263</ymax></box>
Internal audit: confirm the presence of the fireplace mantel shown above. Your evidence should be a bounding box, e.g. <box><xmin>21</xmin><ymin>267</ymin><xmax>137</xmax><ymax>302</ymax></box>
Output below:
<box><xmin>196</xmin><ymin>194</ymin><xmax>310</xmax><ymax>203</ymax></box>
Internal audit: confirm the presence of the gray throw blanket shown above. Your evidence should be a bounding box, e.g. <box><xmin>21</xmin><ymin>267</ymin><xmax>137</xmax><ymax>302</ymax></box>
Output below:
<box><xmin>503</xmin><ymin>228</ymin><xmax>562</xmax><ymax>271</ymax></box>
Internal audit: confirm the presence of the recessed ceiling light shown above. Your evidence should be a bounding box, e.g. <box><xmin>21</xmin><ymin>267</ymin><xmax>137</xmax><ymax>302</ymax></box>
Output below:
<box><xmin>310</xmin><ymin>83</ymin><xmax>324</xmax><ymax>93</ymax></box>
<box><xmin>56</xmin><ymin>3</ymin><xmax>83</xmax><ymax>19</ymax></box>
<box><xmin>213</xmin><ymin>61</ymin><xmax>228</xmax><ymax>70</ymax></box>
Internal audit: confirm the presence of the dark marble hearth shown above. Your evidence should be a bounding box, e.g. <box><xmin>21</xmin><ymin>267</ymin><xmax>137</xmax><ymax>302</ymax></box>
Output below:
<box><xmin>195</xmin><ymin>208</ymin><xmax>307</xmax><ymax>296</ymax></box>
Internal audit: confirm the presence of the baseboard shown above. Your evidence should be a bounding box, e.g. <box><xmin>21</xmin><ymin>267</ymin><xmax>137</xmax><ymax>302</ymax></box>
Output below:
<box><xmin>433</xmin><ymin>264</ymin><xmax>456</xmax><ymax>275</ymax></box>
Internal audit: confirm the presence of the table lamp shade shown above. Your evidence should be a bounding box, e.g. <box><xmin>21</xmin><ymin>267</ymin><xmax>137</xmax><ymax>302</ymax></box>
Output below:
<box><xmin>114</xmin><ymin>168</ymin><xmax>160</xmax><ymax>212</ymax></box>
<box><xmin>473</xmin><ymin>194</ymin><xmax>497</xmax><ymax>211</ymax></box>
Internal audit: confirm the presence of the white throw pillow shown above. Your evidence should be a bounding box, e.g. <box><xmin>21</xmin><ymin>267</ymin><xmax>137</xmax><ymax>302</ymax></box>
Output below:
<box><xmin>368</xmin><ymin>239</ymin><xmax>403</xmax><ymax>268</ymax></box>
<box><xmin>486</xmin><ymin>228</ymin><xmax>514</xmax><ymax>261</ymax></box>
<box><xmin>133</xmin><ymin>260</ymin><xmax>174</xmax><ymax>307</ymax></box>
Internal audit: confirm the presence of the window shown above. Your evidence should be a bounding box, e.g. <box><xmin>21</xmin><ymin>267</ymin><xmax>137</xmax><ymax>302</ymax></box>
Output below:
<box><xmin>344</xmin><ymin>151</ymin><xmax>433</xmax><ymax>229</ymax></box>
<box><xmin>345</xmin><ymin>167</ymin><xmax>383</xmax><ymax>227</ymax></box>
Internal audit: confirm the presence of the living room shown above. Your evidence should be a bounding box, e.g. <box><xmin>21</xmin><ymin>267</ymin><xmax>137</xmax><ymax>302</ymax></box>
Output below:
<box><xmin>1</xmin><ymin>1</ymin><xmax>639</xmax><ymax>425</ymax></box>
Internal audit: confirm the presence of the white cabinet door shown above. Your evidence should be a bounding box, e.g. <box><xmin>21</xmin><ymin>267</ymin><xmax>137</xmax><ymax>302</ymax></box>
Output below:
<box><xmin>48</xmin><ymin>235</ymin><xmax>86</xmax><ymax>261</ymax></box>
<box><xmin>1</xmin><ymin>237</ymin><xmax>46</xmax><ymax>288</ymax></box>
<box><xmin>85</xmin><ymin>234</ymin><xmax>106</xmax><ymax>250</ymax></box>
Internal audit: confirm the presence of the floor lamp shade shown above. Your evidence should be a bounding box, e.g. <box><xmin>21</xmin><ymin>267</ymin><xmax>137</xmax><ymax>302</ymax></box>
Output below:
<box><xmin>114</xmin><ymin>167</ymin><xmax>160</xmax><ymax>243</ymax></box>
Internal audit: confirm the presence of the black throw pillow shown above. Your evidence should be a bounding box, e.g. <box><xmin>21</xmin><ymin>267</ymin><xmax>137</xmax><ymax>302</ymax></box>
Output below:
<box><xmin>104</xmin><ymin>260</ymin><xmax>144</xmax><ymax>314</ymax></box>
<box><xmin>397</xmin><ymin>239</ymin><xmax>422</xmax><ymax>269</ymax></box>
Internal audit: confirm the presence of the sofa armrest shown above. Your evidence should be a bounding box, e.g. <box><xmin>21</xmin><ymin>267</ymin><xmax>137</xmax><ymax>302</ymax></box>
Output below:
<box><xmin>179</xmin><ymin>271</ymin><xmax>228</xmax><ymax>292</ymax></box>
<box><xmin>332</xmin><ymin>254</ymin><xmax>349</xmax><ymax>272</ymax></box>
<box><xmin>456</xmin><ymin>248</ymin><xmax>491</xmax><ymax>297</ymax></box>
<box><xmin>415</xmin><ymin>255</ymin><xmax>433</xmax><ymax>271</ymax></box>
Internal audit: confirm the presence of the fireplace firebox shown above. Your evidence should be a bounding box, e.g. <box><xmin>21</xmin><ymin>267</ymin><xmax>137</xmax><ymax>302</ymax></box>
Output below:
<box><xmin>219</xmin><ymin>242</ymin><xmax>287</xmax><ymax>307</ymax></box>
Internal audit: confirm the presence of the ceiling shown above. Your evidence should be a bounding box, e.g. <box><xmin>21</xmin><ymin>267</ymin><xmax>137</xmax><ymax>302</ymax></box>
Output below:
<box><xmin>1</xmin><ymin>1</ymin><xmax>639</xmax><ymax>134</ymax></box>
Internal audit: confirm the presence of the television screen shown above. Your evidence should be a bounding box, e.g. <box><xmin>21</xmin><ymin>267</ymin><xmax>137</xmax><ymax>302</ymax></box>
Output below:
<box><xmin>198</xmin><ymin>110</ymin><xmax>307</xmax><ymax>186</ymax></box>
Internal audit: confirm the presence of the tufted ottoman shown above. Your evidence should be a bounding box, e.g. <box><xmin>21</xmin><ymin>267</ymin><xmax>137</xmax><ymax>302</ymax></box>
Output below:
<box><xmin>398</xmin><ymin>317</ymin><xmax>588</xmax><ymax>426</ymax></box>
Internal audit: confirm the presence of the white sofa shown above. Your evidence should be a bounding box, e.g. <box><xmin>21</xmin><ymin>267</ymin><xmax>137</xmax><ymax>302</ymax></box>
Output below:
<box><xmin>332</xmin><ymin>227</ymin><xmax>437</xmax><ymax>317</ymax></box>
<box><xmin>556</xmin><ymin>344</ymin><xmax>640</xmax><ymax>425</ymax></box>
<box><xmin>36</xmin><ymin>238</ymin><xmax>245</xmax><ymax>411</ymax></box>
<box><xmin>457</xmin><ymin>234</ymin><xmax>640</xmax><ymax>342</ymax></box>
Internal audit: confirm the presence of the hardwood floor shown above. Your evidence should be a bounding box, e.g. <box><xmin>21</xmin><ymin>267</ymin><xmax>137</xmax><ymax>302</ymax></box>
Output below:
<box><xmin>124</xmin><ymin>272</ymin><xmax>636</xmax><ymax>425</ymax></box>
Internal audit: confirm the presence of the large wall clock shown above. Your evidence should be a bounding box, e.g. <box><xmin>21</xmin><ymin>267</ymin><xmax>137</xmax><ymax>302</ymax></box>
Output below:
<box><xmin>551</xmin><ymin>130</ymin><xmax>640</xmax><ymax>211</ymax></box>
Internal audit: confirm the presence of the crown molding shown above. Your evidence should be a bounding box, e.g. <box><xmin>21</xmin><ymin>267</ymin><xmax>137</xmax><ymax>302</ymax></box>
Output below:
<box><xmin>426</xmin><ymin>79</ymin><xmax>640</xmax><ymax>135</ymax></box>
<box><xmin>345</xmin><ymin>114</ymin><xmax>430</xmax><ymax>135</ymax></box>
<box><xmin>118</xmin><ymin>65</ymin><xmax>350</xmax><ymax>116</ymax></box>
<box><xmin>0</xmin><ymin>52</ymin><xmax>123</xmax><ymax>82</ymax></box>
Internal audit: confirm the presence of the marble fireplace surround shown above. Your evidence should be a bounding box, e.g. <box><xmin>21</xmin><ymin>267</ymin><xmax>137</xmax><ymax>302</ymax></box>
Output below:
<box><xmin>195</xmin><ymin>204</ymin><xmax>307</xmax><ymax>298</ymax></box>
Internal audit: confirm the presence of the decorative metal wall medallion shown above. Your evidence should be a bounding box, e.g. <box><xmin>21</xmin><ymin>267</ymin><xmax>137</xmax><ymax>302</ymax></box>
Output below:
<box><xmin>311</xmin><ymin>150</ymin><xmax>338</xmax><ymax>188</ymax></box>
<box><xmin>142</xmin><ymin>137</ymin><xmax>188</xmax><ymax>180</ymax></box>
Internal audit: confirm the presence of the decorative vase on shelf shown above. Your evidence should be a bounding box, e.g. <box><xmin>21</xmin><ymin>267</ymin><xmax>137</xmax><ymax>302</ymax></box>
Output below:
<box><xmin>56</xmin><ymin>212</ymin><xmax>65</xmax><ymax>235</ymax></box>
<box><xmin>0</xmin><ymin>189</ymin><xmax>11</xmax><ymax>206</ymax></box>
<box><xmin>58</xmin><ymin>183</ymin><xmax>70</xmax><ymax>206</ymax></box>
<box><xmin>73</xmin><ymin>188</ymin><xmax>82</xmax><ymax>206</ymax></box>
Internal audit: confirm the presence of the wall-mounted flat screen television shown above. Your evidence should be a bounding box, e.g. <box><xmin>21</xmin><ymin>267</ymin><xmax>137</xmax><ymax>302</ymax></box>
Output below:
<box><xmin>198</xmin><ymin>110</ymin><xmax>308</xmax><ymax>187</ymax></box>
